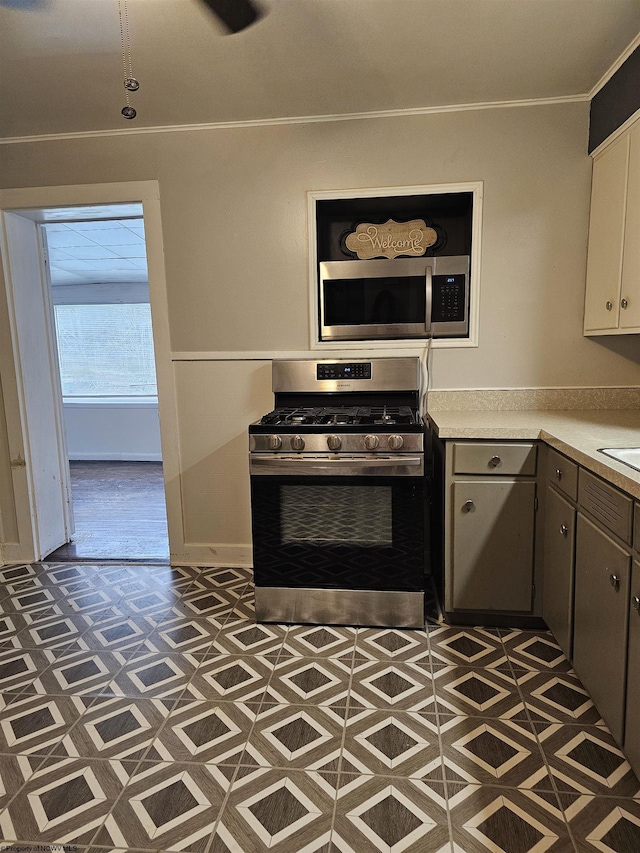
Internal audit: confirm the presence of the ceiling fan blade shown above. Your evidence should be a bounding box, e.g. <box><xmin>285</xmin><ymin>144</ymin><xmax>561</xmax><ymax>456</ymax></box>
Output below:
<box><xmin>199</xmin><ymin>0</ymin><xmax>262</xmax><ymax>33</ymax></box>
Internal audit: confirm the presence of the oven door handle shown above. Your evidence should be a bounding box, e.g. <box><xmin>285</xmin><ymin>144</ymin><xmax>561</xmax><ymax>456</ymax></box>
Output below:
<box><xmin>250</xmin><ymin>455</ymin><xmax>424</xmax><ymax>476</ymax></box>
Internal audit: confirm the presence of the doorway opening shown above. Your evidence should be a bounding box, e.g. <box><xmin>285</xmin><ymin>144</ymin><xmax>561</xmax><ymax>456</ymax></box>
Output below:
<box><xmin>38</xmin><ymin>202</ymin><xmax>169</xmax><ymax>561</ymax></box>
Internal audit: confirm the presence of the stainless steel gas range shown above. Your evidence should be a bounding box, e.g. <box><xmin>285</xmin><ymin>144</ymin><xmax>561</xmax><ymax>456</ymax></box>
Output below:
<box><xmin>248</xmin><ymin>357</ymin><xmax>426</xmax><ymax>628</ymax></box>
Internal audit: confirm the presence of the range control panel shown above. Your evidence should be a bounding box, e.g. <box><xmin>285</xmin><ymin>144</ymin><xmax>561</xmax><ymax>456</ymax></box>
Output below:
<box><xmin>432</xmin><ymin>274</ymin><xmax>466</xmax><ymax>322</ymax></box>
<box><xmin>317</xmin><ymin>362</ymin><xmax>372</xmax><ymax>381</ymax></box>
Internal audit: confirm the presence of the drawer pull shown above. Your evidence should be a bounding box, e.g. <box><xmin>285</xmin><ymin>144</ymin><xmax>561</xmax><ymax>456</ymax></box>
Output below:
<box><xmin>610</xmin><ymin>574</ymin><xmax>620</xmax><ymax>591</ymax></box>
<box><xmin>463</xmin><ymin>500</ymin><xmax>475</xmax><ymax>513</ymax></box>
<box><xmin>633</xmin><ymin>596</ymin><xmax>640</xmax><ymax>612</ymax></box>
<box><xmin>621</xmin><ymin>299</ymin><xmax>628</xmax><ymax>309</ymax></box>
<box><xmin>606</xmin><ymin>300</ymin><xmax>613</xmax><ymax>311</ymax></box>
<box><xmin>560</xmin><ymin>524</ymin><xmax>568</xmax><ymax>537</ymax></box>
<box><xmin>488</xmin><ymin>455</ymin><xmax>501</xmax><ymax>468</ymax></box>
<box><xmin>555</xmin><ymin>468</ymin><xmax>563</xmax><ymax>480</ymax></box>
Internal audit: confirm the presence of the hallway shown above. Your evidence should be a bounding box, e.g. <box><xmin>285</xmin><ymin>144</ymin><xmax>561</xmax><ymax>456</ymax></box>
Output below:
<box><xmin>49</xmin><ymin>461</ymin><xmax>169</xmax><ymax>562</ymax></box>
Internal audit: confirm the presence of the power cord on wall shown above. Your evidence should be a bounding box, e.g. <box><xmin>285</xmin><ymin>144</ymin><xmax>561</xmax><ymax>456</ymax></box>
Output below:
<box><xmin>420</xmin><ymin>334</ymin><xmax>433</xmax><ymax>423</ymax></box>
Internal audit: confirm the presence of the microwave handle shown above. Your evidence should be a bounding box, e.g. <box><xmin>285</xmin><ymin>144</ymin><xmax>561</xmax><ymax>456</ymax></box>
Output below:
<box><xmin>425</xmin><ymin>265</ymin><xmax>433</xmax><ymax>336</ymax></box>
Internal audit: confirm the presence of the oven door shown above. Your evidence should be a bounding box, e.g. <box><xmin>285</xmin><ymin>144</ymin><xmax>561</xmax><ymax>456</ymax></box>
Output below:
<box><xmin>250</xmin><ymin>471</ymin><xmax>426</xmax><ymax>594</ymax></box>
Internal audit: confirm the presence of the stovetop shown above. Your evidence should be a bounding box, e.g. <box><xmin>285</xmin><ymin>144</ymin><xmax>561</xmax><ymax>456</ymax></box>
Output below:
<box><xmin>258</xmin><ymin>405</ymin><xmax>418</xmax><ymax>428</ymax></box>
<box><xmin>251</xmin><ymin>357</ymin><xmax>424</xmax><ymax>438</ymax></box>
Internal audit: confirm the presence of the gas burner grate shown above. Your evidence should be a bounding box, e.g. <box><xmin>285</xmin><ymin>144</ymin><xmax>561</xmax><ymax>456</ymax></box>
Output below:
<box><xmin>316</xmin><ymin>407</ymin><xmax>360</xmax><ymax>425</ymax></box>
<box><xmin>365</xmin><ymin>406</ymin><xmax>416</xmax><ymax>425</ymax></box>
<box><xmin>260</xmin><ymin>407</ymin><xmax>320</xmax><ymax>425</ymax></box>
<box><xmin>260</xmin><ymin>405</ymin><xmax>417</xmax><ymax>427</ymax></box>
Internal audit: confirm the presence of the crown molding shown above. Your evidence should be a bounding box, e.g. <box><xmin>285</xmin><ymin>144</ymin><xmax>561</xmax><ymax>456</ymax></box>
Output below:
<box><xmin>0</xmin><ymin>94</ymin><xmax>588</xmax><ymax>146</ymax></box>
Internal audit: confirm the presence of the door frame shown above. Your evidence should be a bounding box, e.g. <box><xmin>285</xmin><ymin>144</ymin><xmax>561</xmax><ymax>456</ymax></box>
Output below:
<box><xmin>0</xmin><ymin>181</ymin><xmax>183</xmax><ymax>565</ymax></box>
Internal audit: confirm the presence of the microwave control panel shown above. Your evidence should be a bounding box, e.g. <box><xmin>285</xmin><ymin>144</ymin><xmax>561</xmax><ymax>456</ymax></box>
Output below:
<box><xmin>432</xmin><ymin>274</ymin><xmax>466</xmax><ymax>323</ymax></box>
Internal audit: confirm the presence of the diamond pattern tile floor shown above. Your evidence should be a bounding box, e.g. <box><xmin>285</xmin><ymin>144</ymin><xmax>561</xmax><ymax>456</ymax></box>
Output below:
<box><xmin>0</xmin><ymin>561</ymin><xmax>639</xmax><ymax>852</ymax></box>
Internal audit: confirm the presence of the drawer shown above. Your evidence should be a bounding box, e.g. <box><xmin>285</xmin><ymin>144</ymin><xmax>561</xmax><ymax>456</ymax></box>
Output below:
<box><xmin>634</xmin><ymin>503</ymin><xmax>640</xmax><ymax>553</ymax></box>
<box><xmin>547</xmin><ymin>447</ymin><xmax>578</xmax><ymax>502</ymax></box>
<box><xmin>578</xmin><ymin>468</ymin><xmax>633</xmax><ymax>544</ymax></box>
<box><xmin>452</xmin><ymin>442</ymin><xmax>537</xmax><ymax>476</ymax></box>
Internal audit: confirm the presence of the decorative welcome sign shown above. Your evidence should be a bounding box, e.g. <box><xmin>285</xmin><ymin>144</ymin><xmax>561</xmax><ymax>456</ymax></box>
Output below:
<box><xmin>345</xmin><ymin>218</ymin><xmax>438</xmax><ymax>260</ymax></box>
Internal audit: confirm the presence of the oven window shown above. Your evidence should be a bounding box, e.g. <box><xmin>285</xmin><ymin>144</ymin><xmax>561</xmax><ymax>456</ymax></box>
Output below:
<box><xmin>281</xmin><ymin>485</ymin><xmax>392</xmax><ymax>546</ymax></box>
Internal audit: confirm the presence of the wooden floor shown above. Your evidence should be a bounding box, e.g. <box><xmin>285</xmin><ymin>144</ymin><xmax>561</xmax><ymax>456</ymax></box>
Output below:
<box><xmin>48</xmin><ymin>461</ymin><xmax>169</xmax><ymax>561</ymax></box>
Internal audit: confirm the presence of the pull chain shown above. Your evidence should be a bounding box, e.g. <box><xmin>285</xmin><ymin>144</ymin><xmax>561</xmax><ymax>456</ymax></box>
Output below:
<box><xmin>118</xmin><ymin>0</ymin><xmax>139</xmax><ymax>119</ymax></box>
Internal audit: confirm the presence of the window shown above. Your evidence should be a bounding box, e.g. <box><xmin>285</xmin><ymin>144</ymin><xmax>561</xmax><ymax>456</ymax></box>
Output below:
<box><xmin>54</xmin><ymin>303</ymin><xmax>157</xmax><ymax>397</ymax></box>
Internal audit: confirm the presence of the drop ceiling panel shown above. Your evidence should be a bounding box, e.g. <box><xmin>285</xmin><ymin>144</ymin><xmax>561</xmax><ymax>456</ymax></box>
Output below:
<box><xmin>43</xmin><ymin>216</ymin><xmax>148</xmax><ymax>287</ymax></box>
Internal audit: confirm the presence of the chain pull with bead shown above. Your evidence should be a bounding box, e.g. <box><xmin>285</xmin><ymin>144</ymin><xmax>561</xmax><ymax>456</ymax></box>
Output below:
<box><xmin>118</xmin><ymin>0</ymin><xmax>139</xmax><ymax>119</ymax></box>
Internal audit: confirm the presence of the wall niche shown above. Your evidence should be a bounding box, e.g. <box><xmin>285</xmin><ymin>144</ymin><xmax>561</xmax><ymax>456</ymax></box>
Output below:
<box><xmin>308</xmin><ymin>183</ymin><xmax>482</xmax><ymax>350</ymax></box>
<box><xmin>315</xmin><ymin>192</ymin><xmax>474</xmax><ymax>263</ymax></box>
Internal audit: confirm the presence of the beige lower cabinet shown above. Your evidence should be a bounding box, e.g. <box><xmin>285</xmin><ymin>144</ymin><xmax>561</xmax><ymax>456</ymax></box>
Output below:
<box><xmin>625</xmin><ymin>561</ymin><xmax>640</xmax><ymax>771</ymax></box>
<box><xmin>451</xmin><ymin>480</ymin><xmax>536</xmax><ymax>611</ymax></box>
<box><xmin>573</xmin><ymin>512</ymin><xmax>631</xmax><ymax>744</ymax></box>
<box><xmin>443</xmin><ymin>441</ymin><xmax>538</xmax><ymax>616</ymax></box>
<box><xmin>542</xmin><ymin>485</ymin><xmax>576</xmax><ymax>661</ymax></box>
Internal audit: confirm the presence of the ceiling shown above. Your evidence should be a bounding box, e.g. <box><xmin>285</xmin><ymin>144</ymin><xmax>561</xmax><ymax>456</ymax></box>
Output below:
<box><xmin>37</xmin><ymin>204</ymin><xmax>147</xmax><ymax>287</ymax></box>
<box><xmin>1</xmin><ymin>0</ymin><xmax>640</xmax><ymax>140</ymax></box>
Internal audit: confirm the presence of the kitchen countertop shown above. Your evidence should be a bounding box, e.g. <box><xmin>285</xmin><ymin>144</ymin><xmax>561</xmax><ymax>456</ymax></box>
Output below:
<box><xmin>427</xmin><ymin>408</ymin><xmax>640</xmax><ymax>500</ymax></box>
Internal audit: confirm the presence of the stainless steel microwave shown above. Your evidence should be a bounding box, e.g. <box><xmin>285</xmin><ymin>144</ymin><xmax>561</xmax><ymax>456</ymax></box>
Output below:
<box><xmin>319</xmin><ymin>255</ymin><xmax>470</xmax><ymax>341</ymax></box>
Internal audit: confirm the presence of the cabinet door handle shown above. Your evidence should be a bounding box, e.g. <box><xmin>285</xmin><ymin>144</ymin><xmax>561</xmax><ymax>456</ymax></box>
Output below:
<box><xmin>606</xmin><ymin>300</ymin><xmax>613</xmax><ymax>311</ymax></box>
<box><xmin>621</xmin><ymin>298</ymin><xmax>628</xmax><ymax>309</ymax></box>
<box><xmin>463</xmin><ymin>500</ymin><xmax>475</xmax><ymax>512</ymax></box>
<box><xmin>555</xmin><ymin>468</ymin><xmax>563</xmax><ymax>480</ymax></box>
<box><xmin>610</xmin><ymin>574</ymin><xmax>620</xmax><ymax>591</ymax></box>
<box><xmin>488</xmin><ymin>455</ymin><xmax>501</xmax><ymax>468</ymax></box>
<box><xmin>633</xmin><ymin>596</ymin><xmax>640</xmax><ymax>612</ymax></box>
<box><xmin>560</xmin><ymin>524</ymin><xmax>568</xmax><ymax>537</ymax></box>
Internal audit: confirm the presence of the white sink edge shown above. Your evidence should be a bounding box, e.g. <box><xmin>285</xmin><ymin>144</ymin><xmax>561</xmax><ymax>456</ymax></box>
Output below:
<box><xmin>598</xmin><ymin>447</ymin><xmax>640</xmax><ymax>474</ymax></box>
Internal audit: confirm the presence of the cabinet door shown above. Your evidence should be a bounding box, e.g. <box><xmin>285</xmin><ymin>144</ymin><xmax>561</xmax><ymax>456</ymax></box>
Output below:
<box><xmin>573</xmin><ymin>513</ymin><xmax>631</xmax><ymax>744</ymax></box>
<box><xmin>584</xmin><ymin>133</ymin><xmax>629</xmax><ymax>333</ymax></box>
<box><xmin>620</xmin><ymin>124</ymin><xmax>640</xmax><ymax>330</ymax></box>
<box><xmin>542</xmin><ymin>486</ymin><xmax>575</xmax><ymax>661</ymax></box>
<box><xmin>624</xmin><ymin>562</ymin><xmax>640</xmax><ymax>774</ymax></box>
<box><xmin>452</xmin><ymin>480</ymin><xmax>535</xmax><ymax>612</ymax></box>
<box><xmin>625</xmin><ymin>561</ymin><xmax>640</xmax><ymax>775</ymax></box>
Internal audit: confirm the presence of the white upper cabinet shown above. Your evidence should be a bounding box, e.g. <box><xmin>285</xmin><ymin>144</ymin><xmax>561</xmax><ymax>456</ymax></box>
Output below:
<box><xmin>621</xmin><ymin>124</ymin><xmax>640</xmax><ymax>330</ymax></box>
<box><xmin>584</xmin><ymin>120</ymin><xmax>640</xmax><ymax>335</ymax></box>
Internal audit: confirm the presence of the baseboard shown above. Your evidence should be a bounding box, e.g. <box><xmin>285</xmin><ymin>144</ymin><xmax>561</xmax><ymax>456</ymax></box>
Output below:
<box><xmin>68</xmin><ymin>453</ymin><xmax>163</xmax><ymax>462</ymax></box>
<box><xmin>443</xmin><ymin>610</ymin><xmax>547</xmax><ymax>629</ymax></box>
<box><xmin>1</xmin><ymin>542</ymin><xmax>253</xmax><ymax>570</ymax></box>
<box><xmin>0</xmin><ymin>542</ymin><xmax>35</xmax><ymax>567</ymax></box>
<box><xmin>169</xmin><ymin>543</ymin><xmax>253</xmax><ymax>568</ymax></box>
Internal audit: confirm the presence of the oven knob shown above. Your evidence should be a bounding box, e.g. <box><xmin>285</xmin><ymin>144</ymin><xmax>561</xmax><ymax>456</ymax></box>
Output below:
<box><xmin>327</xmin><ymin>435</ymin><xmax>342</xmax><ymax>451</ymax></box>
<box><xmin>388</xmin><ymin>435</ymin><xmax>404</xmax><ymax>450</ymax></box>
<box><xmin>268</xmin><ymin>435</ymin><xmax>282</xmax><ymax>451</ymax></box>
<box><xmin>364</xmin><ymin>434</ymin><xmax>379</xmax><ymax>450</ymax></box>
<box><xmin>290</xmin><ymin>435</ymin><xmax>305</xmax><ymax>451</ymax></box>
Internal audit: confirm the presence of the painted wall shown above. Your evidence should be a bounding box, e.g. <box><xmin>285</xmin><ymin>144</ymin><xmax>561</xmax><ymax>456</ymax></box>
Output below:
<box><xmin>2</xmin><ymin>101</ymin><xmax>640</xmax><ymax>561</ymax></box>
<box><xmin>63</xmin><ymin>401</ymin><xmax>162</xmax><ymax>461</ymax></box>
